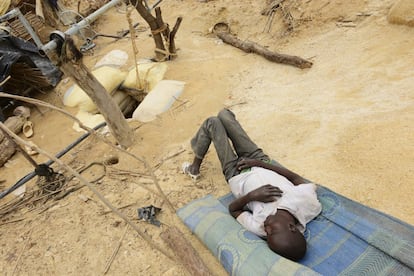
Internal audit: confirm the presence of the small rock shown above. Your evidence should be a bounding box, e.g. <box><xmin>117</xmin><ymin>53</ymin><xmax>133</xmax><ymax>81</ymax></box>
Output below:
<box><xmin>78</xmin><ymin>194</ymin><xmax>89</xmax><ymax>202</ymax></box>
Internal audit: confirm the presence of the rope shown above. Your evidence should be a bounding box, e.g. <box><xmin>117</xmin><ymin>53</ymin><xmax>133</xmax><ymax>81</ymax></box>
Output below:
<box><xmin>150</xmin><ymin>24</ymin><xmax>167</xmax><ymax>35</ymax></box>
<box><xmin>154</xmin><ymin>47</ymin><xmax>177</xmax><ymax>61</ymax></box>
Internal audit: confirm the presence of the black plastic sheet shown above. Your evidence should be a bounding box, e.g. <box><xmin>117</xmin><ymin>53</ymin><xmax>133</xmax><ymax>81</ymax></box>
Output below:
<box><xmin>0</xmin><ymin>33</ymin><xmax>62</xmax><ymax>89</ymax></box>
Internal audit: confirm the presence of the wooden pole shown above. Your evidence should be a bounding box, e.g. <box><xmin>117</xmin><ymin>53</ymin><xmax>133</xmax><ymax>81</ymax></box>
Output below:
<box><xmin>58</xmin><ymin>38</ymin><xmax>134</xmax><ymax>148</ymax></box>
<box><xmin>129</xmin><ymin>0</ymin><xmax>166</xmax><ymax>61</ymax></box>
<box><xmin>169</xmin><ymin>16</ymin><xmax>183</xmax><ymax>57</ymax></box>
<box><xmin>128</xmin><ymin>1</ymin><xmax>182</xmax><ymax>61</ymax></box>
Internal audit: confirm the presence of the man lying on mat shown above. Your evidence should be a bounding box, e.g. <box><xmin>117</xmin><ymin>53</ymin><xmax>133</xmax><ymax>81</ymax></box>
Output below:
<box><xmin>182</xmin><ymin>108</ymin><xmax>322</xmax><ymax>261</ymax></box>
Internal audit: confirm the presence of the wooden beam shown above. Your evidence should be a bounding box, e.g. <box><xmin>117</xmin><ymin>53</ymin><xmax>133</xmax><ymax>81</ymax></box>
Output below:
<box><xmin>58</xmin><ymin>38</ymin><xmax>134</xmax><ymax>148</ymax></box>
<box><xmin>217</xmin><ymin>32</ymin><xmax>313</xmax><ymax>69</ymax></box>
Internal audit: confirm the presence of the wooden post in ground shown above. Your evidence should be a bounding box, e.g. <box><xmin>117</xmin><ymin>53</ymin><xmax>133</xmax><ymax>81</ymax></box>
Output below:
<box><xmin>57</xmin><ymin>38</ymin><xmax>134</xmax><ymax>148</ymax></box>
<box><xmin>128</xmin><ymin>0</ymin><xmax>182</xmax><ymax>61</ymax></box>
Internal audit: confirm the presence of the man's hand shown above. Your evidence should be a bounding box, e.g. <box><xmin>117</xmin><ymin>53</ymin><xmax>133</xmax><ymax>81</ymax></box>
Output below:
<box><xmin>237</xmin><ymin>158</ymin><xmax>262</xmax><ymax>171</ymax></box>
<box><xmin>229</xmin><ymin>184</ymin><xmax>283</xmax><ymax>218</ymax></box>
<box><xmin>248</xmin><ymin>184</ymin><xmax>283</xmax><ymax>203</ymax></box>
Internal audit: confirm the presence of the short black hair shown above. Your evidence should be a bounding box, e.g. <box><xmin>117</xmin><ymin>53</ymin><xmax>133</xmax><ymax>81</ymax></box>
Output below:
<box><xmin>267</xmin><ymin>231</ymin><xmax>307</xmax><ymax>261</ymax></box>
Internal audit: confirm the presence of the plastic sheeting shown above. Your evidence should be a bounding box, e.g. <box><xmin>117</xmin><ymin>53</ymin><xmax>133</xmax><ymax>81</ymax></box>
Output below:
<box><xmin>0</xmin><ymin>34</ymin><xmax>61</xmax><ymax>89</ymax></box>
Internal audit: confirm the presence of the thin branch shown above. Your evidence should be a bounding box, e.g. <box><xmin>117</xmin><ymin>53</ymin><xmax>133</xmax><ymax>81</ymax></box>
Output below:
<box><xmin>0</xmin><ymin>122</ymin><xmax>174</xmax><ymax>261</ymax></box>
<box><xmin>0</xmin><ymin>92</ymin><xmax>92</xmax><ymax>133</ymax></box>
<box><xmin>0</xmin><ymin>217</ymin><xmax>25</xmax><ymax>226</ymax></box>
<box><xmin>126</xmin><ymin>5</ymin><xmax>143</xmax><ymax>91</ymax></box>
<box><xmin>11</xmin><ymin>226</ymin><xmax>34</xmax><ymax>276</ymax></box>
<box><xmin>0</xmin><ymin>92</ymin><xmax>175</xmax><ymax>212</ymax></box>
<box><xmin>0</xmin><ymin>75</ymin><xmax>11</xmax><ymax>86</ymax></box>
<box><xmin>154</xmin><ymin>148</ymin><xmax>185</xmax><ymax>169</ymax></box>
<box><xmin>100</xmin><ymin>202</ymin><xmax>136</xmax><ymax>215</ymax></box>
<box><xmin>103</xmin><ymin>224</ymin><xmax>129</xmax><ymax>274</ymax></box>
<box><xmin>171</xmin><ymin>98</ymin><xmax>189</xmax><ymax>111</ymax></box>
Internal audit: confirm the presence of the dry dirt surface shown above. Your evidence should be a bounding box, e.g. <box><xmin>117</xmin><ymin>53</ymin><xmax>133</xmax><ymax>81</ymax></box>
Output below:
<box><xmin>1</xmin><ymin>0</ymin><xmax>413</xmax><ymax>275</ymax></box>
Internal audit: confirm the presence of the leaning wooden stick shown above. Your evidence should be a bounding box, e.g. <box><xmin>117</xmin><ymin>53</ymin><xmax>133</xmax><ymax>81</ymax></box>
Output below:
<box><xmin>58</xmin><ymin>37</ymin><xmax>134</xmax><ymax>148</ymax></box>
<box><xmin>126</xmin><ymin>6</ymin><xmax>143</xmax><ymax>91</ymax></box>
<box><xmin>0</xmin><ymin>92</ymin><xmax>89</xmax><ymax>132</ymax></box>
<box><xmin>0</xmin><ymin>75</ymin><xmax>11</xmax><ymax>86</ymax></box>
<box><xmin>216</xmin><ymin>32</ymin><xmax>313</xmax><ymax>69</ymax></box>
<box><xmin>104</xmin><ymin>224</ymin><xmax>129</xmax><ymax>274</ymax></box>
<box><xmin>160</xmin><ymin>226</ymin><xmax>213</xmax><ymax>276</ymax></box>
<box><xmin>0</xmin><ymin>122</ymin><xmax>174</xmax><ymax>261</ymax></box>
<box><xmin>0</xmin><ymin>92</ymin><xmax>176</xmax><ymax>212</ymax></box>
<box><xmin>12</xmin><ymin>225</ymin><xmax>34</xmax><ymax>275</ymax></box>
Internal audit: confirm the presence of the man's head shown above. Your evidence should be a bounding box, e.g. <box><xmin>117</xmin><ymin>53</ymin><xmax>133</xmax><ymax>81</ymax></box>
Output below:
<box><xmin>264</xmin><ymin>211</ymin><xmax>307</xmax><ymax>261</ymax></box>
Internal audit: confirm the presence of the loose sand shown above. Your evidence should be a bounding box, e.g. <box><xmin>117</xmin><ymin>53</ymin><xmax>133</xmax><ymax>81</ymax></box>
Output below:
<box><xmin>1</xmin><ymin>0</ymin><xmax>413</xmax><ymax>275</ymax></box>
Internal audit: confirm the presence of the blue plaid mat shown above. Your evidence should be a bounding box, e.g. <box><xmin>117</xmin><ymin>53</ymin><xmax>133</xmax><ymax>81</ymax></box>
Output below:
<box><xmin>177</xmin><ymin>186</ymin><xmax>414</xmax><ymax>275</ymax></box>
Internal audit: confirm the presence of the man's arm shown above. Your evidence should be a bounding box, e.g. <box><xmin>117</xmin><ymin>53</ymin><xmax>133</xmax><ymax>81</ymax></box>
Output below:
<box><xmin>229</xmin><ymin>184</ymin><xmax>283</xmax><ymax>218</ymax></box>
<box><xmin>229</xmin><ymin>194</ymin><xmax>252</xmax><ymax>218</ymax></box>
<box><xmin>237</xmin><ymin>158</ymin><xmax>308</xmax><ymax>185</ymax></box>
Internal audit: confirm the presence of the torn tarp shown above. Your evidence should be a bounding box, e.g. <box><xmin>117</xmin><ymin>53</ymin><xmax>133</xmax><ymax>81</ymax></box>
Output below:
<box><xmin>0</xmin><ymin>33</ymin><xmax>62</xmax><ymax>119</ymax></box>
<box><xmin>0</xmin><ymin>33</ymin><xmax>62</xmax><ymax>91</ymax></box>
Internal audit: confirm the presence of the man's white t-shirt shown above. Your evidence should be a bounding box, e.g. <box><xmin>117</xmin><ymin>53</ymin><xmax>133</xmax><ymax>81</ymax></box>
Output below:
<box><xmin>228</xmin><ymin>167</ymin><xmax>322</xmax><ymax>237</ymax></box>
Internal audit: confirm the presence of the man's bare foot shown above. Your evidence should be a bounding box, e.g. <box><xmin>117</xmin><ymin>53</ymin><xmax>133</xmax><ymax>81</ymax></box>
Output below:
<box><xmin>182</xmin><ymin>162</ymin><xmax>201</xmax><ymax>180</ymax></box>
<box><xmin>187</xmin><ymin>163</ymin><xmax>200</xmax><ymax>175</ymax></box>
<box><xmin>190</xmin><ymin>157</ymin><xmax>203</xmax><ymax>174</ymax></box>
<box><xmin>182</xmin><ymin>157</ymin><xmax>203</xmax><ymax>180</ymax></box>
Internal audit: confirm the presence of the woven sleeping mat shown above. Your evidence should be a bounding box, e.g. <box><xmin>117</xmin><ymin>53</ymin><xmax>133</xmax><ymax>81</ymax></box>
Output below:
<box><xmin>177</xmin><ymin>186</ymin><xmax>414</xmax><ymax>275</ymax></box>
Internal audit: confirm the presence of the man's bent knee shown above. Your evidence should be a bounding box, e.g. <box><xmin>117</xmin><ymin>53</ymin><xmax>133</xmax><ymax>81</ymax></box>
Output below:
<box><xmin>204</xmin><ymin>116</ymin><xmax>222</xmax><ymax>129</ymax></box>
<box><xmin>217</xmin><ymin>108</ymin><xmax>234</xmax><ymax>122</ymax></box>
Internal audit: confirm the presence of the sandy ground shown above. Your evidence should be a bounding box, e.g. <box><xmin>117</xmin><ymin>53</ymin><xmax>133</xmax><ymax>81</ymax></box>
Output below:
<box><xmin>1</xmin><ymin>0</ymin><xmax>413</xmax><ymax>275</ymax></box>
